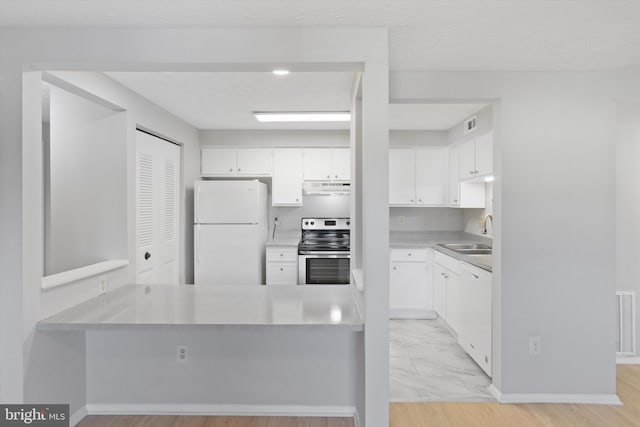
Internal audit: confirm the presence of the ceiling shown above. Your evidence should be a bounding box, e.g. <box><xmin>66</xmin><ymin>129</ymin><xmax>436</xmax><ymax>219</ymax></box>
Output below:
<box><xmin>2</xmin><ymin>1</ymin><xmax>640</xmax><ymax>71</ymax></box>
<box><xmin>106</xmin><ymin>71</ymin><xmax>355</xmax><ymax>130</ymax></box>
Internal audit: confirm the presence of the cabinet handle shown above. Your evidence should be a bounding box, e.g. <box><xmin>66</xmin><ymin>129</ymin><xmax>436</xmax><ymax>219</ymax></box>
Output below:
<box><xmin>280</xmin><ymin>268</ymin><xmax>283</xmax><ymax>271</ymax></box>
<box><xmin>469</xmin><ymin>171</ymin><xmax>475</xmax><ymax>175</ymax></box>
<box><xmin>229</xmin><ymin>168</ymin><xmax>233</xmax><ymax>172</ymax></box>
<box><xmin>472</xmin><ymin>273</ymin><xmax>479</xmax><ymax>279</ymax></box>
<box><xmin>410</xmin><ymin>199</ymin><xmax>414</xmax><ymax>202</ymax></box>
<box><xmin>393</xmin><ymin>266</ymin><xmax>397</xmax><ymax>270</ymax></box>
<box><xmin>474</xmin><ymin>170</ymin><xmax>479</xmax><ymax>174</ymax></box>
<box><xmin>408</xmin><ymin>253</ymin><xmax>412</xmax><ymax>256</ymax></box>
<box><xmin>280</xmin><ymin>253</ymin><xmax>283</xmax><ymax>257</ymax></box>
<box><xmin>453</xmin><ymin>199</ymin><xmax>458</xmax><ymax>202</ymax></box>
<box><xmin>444</xmin><ymin>275</ymin><xmax>449</xmax><ymax>279</ymax></box>
<box><xmin>296</xmin><ymin>198</ymin><xmax>299</xmax><ymax>202</ymax></box>
<box><xmin>470</xmin><ymin>344</ymin><xmax>475</xmax><ymax>349</ymax></box>
<box><xmin>327</xmin><ymin>175</ymin><xmax>330</xmax><ymax>179</ymax></box>
<box><xmin>238</xmin><ymin>168</ymin><xmax>241</xmax><ymax>172</ymax></box>
<box><xmin>335</xmin><ymin>175</ymin><xmax>338</xmax><ymax>179</ymax></box>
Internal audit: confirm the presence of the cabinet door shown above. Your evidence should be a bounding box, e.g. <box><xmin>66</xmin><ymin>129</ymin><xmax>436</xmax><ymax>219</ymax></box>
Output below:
<box><xmin>236</xmin><ymin>149</ymin><xmax>272</xmax><ymax>176</ymax></box>
<box><xmin>331</xmin><ymin>148</ymin><xmax>350</xmax><ymax>181</ymax></box>
<box><xmin>474</xmin><ymin>131</ymin><xmax>493</xmax><ymax>177</ymax></box>
<box><xmin>303</xmin><ymin>148</ymin><xmax>332</xmax><ymax>180</ymax></box>
<box><xmin>434</xmin><ymin>264</ymin><xmax>448</xmax><ymax>320</ymax></box>
<box><xmin>272</xmin><ymin>149</ymin><xmax>303</xmax><ymax>206</ymax></box>
<box><xmin>201</xmin><ymin>148</ymin><xmax>236</xmax><ymax>176</ymax></box>
<box><xmin>459</xmin><ymin>262</ymin><xmax>492</xmax><ymax>376</ymax></box>
<box><xmin>449</xmin><ymin>146</ymin><xmax>460</xmax><ymax>206</ymax></box>
<box><xmin>415</xmin><ymin>148</ymin><xmax>448</xmax><ymax>205</ymax></box>
<box><xmin>459</xmin><ymin>140</ymin><xmax>476</xmax><ymax>180</ymax></box>
<box><xmin>390</xmin><ymin>262</ymin><xmax>429</xmax><ymax>311</ymax></box>
<box><xmin>445</xmin><ymin>271</ymin><xmax>462</xmax><ymax>336</ymax></box>
<box><xmin>389</xmin><ymin>149</ymin><xmax>416</xmax><ymax>205</ymax></box>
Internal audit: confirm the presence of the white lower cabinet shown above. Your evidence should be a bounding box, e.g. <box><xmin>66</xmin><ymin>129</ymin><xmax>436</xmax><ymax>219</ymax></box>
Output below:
<box><xmin>458</xmin><ymin>262</ymin><xmax>492</xmax><ymax>377</ymax></box>
<box><xmin>434</xmin><ymin>251</ymin><xmax>492</xmax><ymax>377</ymax></box>
<box><xmin>266</xmin><ymin>246</ymin><xmax>298</xmax><ymax>285</ymax></box>
<box><xmin>389</xmin><ymin>248</ymin><xmax>435</xmax><ymax>319</ymax></box>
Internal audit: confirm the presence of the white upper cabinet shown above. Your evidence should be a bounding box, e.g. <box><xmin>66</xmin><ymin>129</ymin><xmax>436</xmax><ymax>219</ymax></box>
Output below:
<box><xmin>474</xmin><ymin>131</ymin><xmax>493</xmax><ymax>177</ymax></box>
<box><xmin>272</xmin><ymin>149</ymin><xmax>303</xmax><ymax>206</ymax></box>
<box><xmin>458</xmin><ymin>131</ymin><xmax>493</xmax><ymax>180</ymax></box>
<box><xmin>236</xmin><ymin>148</ymin><xmax>272</xmax><ymax>175</ymax></box>
<box><xmin>389</xmin><ymin>149</ymin><xmax>416</xmax><ymax>205</ymax></box>
<box><xmin>330</xmin><ymin>148</ymin><xmax>350</xmax><ymax>181</ymax></box>
<box><xmin>415</xmin><ymin>148</ymin><xmax>448</xmax><ymax>206</ymax></box>
<box><xmin>201</xmin><ymin>148</ymin><xmax>272</xmax><ymax>177</ymax></box>
<box><xmin>449</xmin><ymin>146</ymin><xmax>460</xmax><ymax>205</ymax></box>
<box><xmin>303</xmin><ymin>148</ymin><xmax>350</xmax><ymax>181</ymax></box>
<box><xmin>390</xmin><ymin>148</ymin><xmax>448</xmax><ymax>206</ymax></box>
<box><xmin>201</xmin><ymin>148</ymin><xmax>236</xmax><ymax>176</ymax></box>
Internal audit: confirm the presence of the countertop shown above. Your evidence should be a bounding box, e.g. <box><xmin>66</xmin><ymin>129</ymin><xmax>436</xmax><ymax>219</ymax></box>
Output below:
<box><xmin>38</xmin><ymin>284</ymin><xmax>363</xmax><ymax>331</ymax></box>
<box><xmin>266</xmin><ymin>230</ymin><xmax>301</xmax><ymax>247</ymax></box>
<box><xmin>390</xmin><ymin>231</ymin><xmax>493</xmax><ymax>272</ymax></box>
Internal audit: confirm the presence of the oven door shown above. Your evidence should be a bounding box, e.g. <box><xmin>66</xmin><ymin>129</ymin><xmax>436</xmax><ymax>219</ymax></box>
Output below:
<box><xmin>298</xmin><ymin>253</ymin><xmax>351</xmax><ymax>285</ymax></box>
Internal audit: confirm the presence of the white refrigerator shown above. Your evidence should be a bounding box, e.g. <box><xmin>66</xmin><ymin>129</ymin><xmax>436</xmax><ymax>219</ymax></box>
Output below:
<box><xmin>194</xmin><ymin>180</ymin><xmax>268</xmax><ymax>285</ymax></box>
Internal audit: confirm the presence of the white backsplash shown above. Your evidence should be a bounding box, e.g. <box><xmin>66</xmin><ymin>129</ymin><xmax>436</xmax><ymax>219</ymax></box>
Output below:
<box><xmin>389</xmin><ymin>207</ymin><xmax>465</xmax><ymax>231</ymax></box>
<box><xmin>269</xmin><ymin>194</ymin><xmax>351</xmax><ymax>236</ymax></box>
<box><xmin>463</xmin><ymin>183</ymin><xmax>493</xmax><ymax>235</ymax></box>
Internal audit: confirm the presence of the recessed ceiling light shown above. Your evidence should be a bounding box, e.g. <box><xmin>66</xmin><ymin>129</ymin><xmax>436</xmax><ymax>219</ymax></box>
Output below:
<box><xmin>272</xmin><ymin>69</ymin><xmax>290</xmax><ymax>76</ymax></box>
<box><xmin>254</xmin><ymin>112</ymin><xmax>351</xmax><ymax>123</ymax></box>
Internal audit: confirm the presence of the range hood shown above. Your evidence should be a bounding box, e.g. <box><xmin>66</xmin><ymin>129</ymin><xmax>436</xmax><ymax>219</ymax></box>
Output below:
<box><xmin>302</xmin><ymin>182</ymin><xmax>351</xmax><ymax>195</ymax></box>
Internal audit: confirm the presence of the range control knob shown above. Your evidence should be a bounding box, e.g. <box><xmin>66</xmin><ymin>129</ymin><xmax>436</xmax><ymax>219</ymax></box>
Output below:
<box><xmin>310</xmin><ymin>221</ymin><xmax>315</xmax><ymax>225</ymax></box>
<box><xmin>346</xmin><ymin>220</ymin><xmax>350</xmax><ymax>226</ymax></box>
<box><xmin>304</xmin><ymin>221</ymin><xmax>309</xmax><ymax>226</ymax></box>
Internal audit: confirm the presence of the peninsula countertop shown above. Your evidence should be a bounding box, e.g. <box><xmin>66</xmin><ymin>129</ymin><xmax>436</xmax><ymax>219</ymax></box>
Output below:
<box><xmin>38</xmin><ymin>283</ymin><xmax>363</xmax><ymax>331</ymax></box>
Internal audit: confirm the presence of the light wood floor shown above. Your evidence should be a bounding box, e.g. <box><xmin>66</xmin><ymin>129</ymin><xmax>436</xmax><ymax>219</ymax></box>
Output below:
<box><xmin>78</xmin><ymin>365</ymin><xmax>640</xmax><ymax>427</ymax></box>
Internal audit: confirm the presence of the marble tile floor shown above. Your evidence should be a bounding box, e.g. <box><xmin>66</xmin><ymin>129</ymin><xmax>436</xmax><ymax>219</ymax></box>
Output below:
<box><xmin>390</xmin><ymin>319</ymin><xmax>496</xmax><ymax>402</ymax></box>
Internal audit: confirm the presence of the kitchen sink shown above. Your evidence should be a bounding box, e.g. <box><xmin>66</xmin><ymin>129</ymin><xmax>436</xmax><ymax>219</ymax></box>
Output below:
<box><xmin>440</xmin><ymin>243</ymin><xmax>492</xmax><ymax>251</ymax></box>
<box><xmin>454</xmin><ymin>248</ymin><xmax>492</xmax><ymax>255</ymax></box>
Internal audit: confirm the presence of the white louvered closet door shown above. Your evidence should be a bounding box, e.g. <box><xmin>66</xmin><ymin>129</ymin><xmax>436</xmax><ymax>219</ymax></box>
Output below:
<box><xmin>136</xmin><ymin>130</ymin><xmax>181</xmax><ymax>284</ymax></box>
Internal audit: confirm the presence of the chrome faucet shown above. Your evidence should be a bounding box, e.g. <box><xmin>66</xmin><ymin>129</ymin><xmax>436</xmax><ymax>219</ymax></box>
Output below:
<box><xmin>481</xmin><ymin>212</ymin><xmax>493</xmax><ymax>235</ymax></box>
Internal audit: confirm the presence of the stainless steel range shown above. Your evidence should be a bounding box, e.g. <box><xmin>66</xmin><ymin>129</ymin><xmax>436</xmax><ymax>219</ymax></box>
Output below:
<box><xmin>298</xmin><ymin>217</ymin><xmax>350</xmax><ymax>285</ymax></box>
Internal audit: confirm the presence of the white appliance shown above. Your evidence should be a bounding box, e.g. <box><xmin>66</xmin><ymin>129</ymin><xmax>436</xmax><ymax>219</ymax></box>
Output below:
<box><xmin>194</xmin><ymin>180</ymin><xmax>268</xmax><ymax>285</ymax></box>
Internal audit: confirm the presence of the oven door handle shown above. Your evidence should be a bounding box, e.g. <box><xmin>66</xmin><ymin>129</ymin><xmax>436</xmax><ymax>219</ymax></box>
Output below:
<box><xmin>298</xmin><ymin>251</ymin><xmax>351</xmax><ymax>257</ymax></box>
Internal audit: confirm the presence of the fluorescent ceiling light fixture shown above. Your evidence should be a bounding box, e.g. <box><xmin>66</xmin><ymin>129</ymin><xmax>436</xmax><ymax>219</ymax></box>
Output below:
<box><xmin>254</xmin><ymin>112</ymin><xmax>351</xmax><ymax>123</ymax></box>
<box><xmin>272</xmin><ymin>69</ymin><xmax>290</xmax><ymax>76</ymax></box>
<box><xmin>484</xmin><ymin>176</ymin><xmax>495</xmax><ymax>182</ymax></box>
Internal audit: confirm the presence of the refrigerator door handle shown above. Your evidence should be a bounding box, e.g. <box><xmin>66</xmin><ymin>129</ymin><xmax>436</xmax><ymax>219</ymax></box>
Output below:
<box><xmin>195</xmin><ymin>184</ymin><xmax>201</xmax><ymax>223</ymax></box>
<box><xmin>195</xmin><ymin>225</ymin><xmax>201</xmax><ymax>263</ymax></box>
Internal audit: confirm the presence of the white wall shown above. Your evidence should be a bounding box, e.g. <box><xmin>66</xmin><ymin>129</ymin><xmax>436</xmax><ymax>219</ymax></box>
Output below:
<box><xmin>389</xmin><ymin>130</ymin><xmax>448</xmax><ymax>147</ymax></box>
<box><xmin>391</xmin><ymin>71</ymin><xmax>617</xmax><ymax>398</ymax></box>
<box><xmin>199</xmin><ymin>129</ymin><xmax>349</xmax><ymax>148</ymax></box>
<box><xmin>86</xmin><ymin>328</ymin><xmax>359</xmax><ymax>409</ymax></box>
<box><xmin>1</xmin><ymin>27</ymin><xmax>389</xmax><ymax>425</ymax></box>
<box><xmin>616</xmin><ymin>100</ymin><xmax>640</xmax><ymax>352</ymax></box>
<box><xmin>46</xmin><ymin>85</ymin><xmax>127</xmax><ymax>275</ymax></box>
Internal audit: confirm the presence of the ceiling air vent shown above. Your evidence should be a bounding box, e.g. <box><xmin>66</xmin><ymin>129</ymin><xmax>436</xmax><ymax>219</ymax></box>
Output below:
<box><xmin>463</xmin><ymin>115</ymin><xmax>478</xmax><ymax>135</ymax></box>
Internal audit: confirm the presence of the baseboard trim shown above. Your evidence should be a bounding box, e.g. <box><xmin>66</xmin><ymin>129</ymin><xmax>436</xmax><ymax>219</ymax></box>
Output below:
<box><xmin>353</xmin><ymin>409</ymin><xmax>362</xmax><ymax>427</ymax></box>
<box><xmin>86</xmin><ymin>403</ymin><xmax>356</xmax><ymax>418</ymax></box>
<box><xmin>389</xmin><ymin>309</ymin><xmax>437</xmax><ymax>320</ymax></box>
<box><xmin>488</xmin><ymin>385</ymin><xmax>622</xmax><ymax>405</ymax></box>
<box><xmin>70</xmin><ymin>405</ymin><xmax>88</xmax><ymax>427</ymax></box>
<box><xmin>617</xmin><ymin>356</ymin><xmax>640</xmax><ymax>365</ymax></box>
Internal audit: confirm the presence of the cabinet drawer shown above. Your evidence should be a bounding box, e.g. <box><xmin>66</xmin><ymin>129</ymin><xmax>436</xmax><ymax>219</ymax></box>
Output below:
<box><xmin>391</xmin><ymin>248</ymin><xmax>428</xmax><ymax>262</ymax></box>
<box><xmin>266</xmin><ymin>263</ymin><xmax>298</xmax><ymax>285</ymax></box>
<box><xmin>266</xmin><ymin>247</ymin><xmax>298</xmax><ymax>263</ymax></box>
<box><xmin>434</xmin><ymin>251</ymin><xmax>460</xmax><ymax>272</ymax></box>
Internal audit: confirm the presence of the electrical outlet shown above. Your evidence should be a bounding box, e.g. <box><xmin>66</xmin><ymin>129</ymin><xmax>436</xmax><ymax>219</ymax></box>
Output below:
<box><xmin>177</xmin><ymin>345</ymin><xmax>188</xmax><ymax>363</ymax></box>
<box><xmin>98</xmin><ymin>276</ymin><xmax>107</xmax><ymax>295</ymax></box>
<box><xmin>399</xmin><ymin>216</ymin><xmax>405</xmax><ymax>225</ymax></box>
<box><xmin>529</xmin><ymin>336</ymin><xmax>541</xmax><ymax>355</ymax></box>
